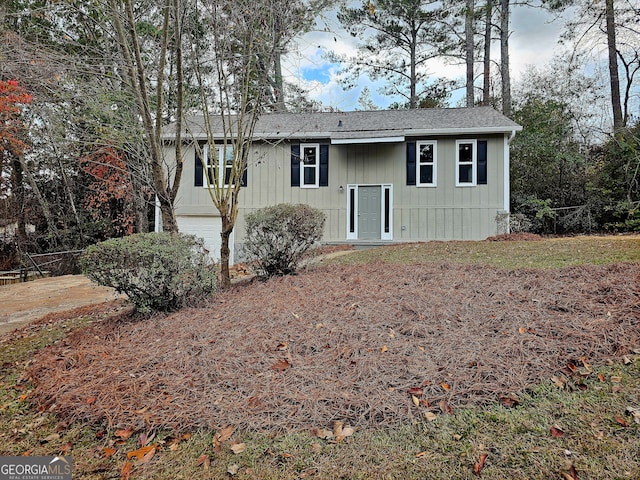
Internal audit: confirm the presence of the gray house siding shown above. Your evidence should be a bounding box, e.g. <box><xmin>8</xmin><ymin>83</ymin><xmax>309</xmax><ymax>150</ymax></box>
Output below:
<box><xmin>166</xmin><ymin>108</ymin><xmax>521</xmax><ymax>262</ymax></box>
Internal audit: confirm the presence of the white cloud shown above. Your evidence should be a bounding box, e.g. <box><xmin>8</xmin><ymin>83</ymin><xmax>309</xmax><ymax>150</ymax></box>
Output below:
<box><xmin>282</xmin><ymin>3</ymin><xmax>571</xmax><ymax>111</ymax></box>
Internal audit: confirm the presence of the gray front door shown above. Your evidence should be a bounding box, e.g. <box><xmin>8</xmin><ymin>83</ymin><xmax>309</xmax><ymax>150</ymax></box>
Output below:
<box><xmin>358</xmin><ymin>186</ymin><xmax>381</xmax><ymax>240</ymax></box>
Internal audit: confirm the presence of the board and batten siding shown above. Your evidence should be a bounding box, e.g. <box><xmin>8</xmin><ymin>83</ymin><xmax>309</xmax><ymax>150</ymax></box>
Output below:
<box><xmin>172</xmin><ymin>133</ymin><xmax>508</xmax><ymax>249</ymax></box>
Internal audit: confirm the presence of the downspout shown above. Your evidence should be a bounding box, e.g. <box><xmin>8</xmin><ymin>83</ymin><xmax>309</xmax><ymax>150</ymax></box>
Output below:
<box><xmin>503</xmin><ymin>130</ymin><xmax>517</xmax><ymax>230</ymax></box>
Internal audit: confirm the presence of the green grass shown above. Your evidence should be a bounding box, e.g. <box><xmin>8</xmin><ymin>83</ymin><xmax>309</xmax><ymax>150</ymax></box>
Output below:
<box><xmin>1</xmin><ymin>236</ymin><xmax>639</xmax><ymax>479</ymax></box>
<box><xmin>329</xmin><ymin>235</ymin><xmax>640</xmax><ymax>269</ymax></box>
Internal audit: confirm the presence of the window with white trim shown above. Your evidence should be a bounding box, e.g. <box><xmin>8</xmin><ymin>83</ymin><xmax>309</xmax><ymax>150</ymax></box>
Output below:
<box><xmin>301</xmin><ymin>143</ymin><xmax>319</xmax><ymax>188</ymax></box>
<box><xmin>456</xmin><ymin>139</ymin><xmax>476</xmax><ymax>186</ymax></box>
<box><xmin>202</xmin><ymin>143</ymin><xmax>235</xmax><ymax>188</ymax></box>
<box><xmin>417</xmin><ymin>141</ymin><xmax>437</xmax><ymax>186</ymax></box>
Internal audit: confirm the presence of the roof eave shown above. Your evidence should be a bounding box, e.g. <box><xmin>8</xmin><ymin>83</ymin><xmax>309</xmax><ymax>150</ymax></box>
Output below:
<box><xmin>406</xmin><ymin>126</ymin><xmax>523</xmax><ymax>136</ymax></box>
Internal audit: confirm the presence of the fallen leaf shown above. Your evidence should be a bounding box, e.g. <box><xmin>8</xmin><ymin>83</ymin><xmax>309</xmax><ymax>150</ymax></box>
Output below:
<box><xmin>579</xmin><ymin>357</ymin><xmax>592</xmax><ymax>372</ymax></box>
<box><xmin>197</xmin><ymin>453</ymin><xmax>210</xmax><ymax>470</ymax></box>
<box><xmin>551</xmin><ymin>375</ymin><xmax>567</xmax><ymax>389</ymax></box>
<box><xmin>126</xmin><ymin>445</ymin><xmax>156</xmax><ymax>461</ymax></box>
<box><xmin>389</xmin><ymin>329</ymin><xmax>395</xmax><ymax>339</ymax></box>
<box><xmin>331</xmin><ymin>421</ymin><xmax>354</xmax><ymax>442</ymax></box>
<box><xmin>439</xmin><ymin>399</ymin><xmax>453</xmax><ymax>414</ymax></box>
<box><xmin>518</xmin><ymin>327</ymin><xmax>526</xmax><ymax>335</ymax></box>
<box><xmin>120</xmin><ymin>461</ymin><xmax>133</xmax><ymax>480</ymax></box>
<box><xmin>610</xmin><ymin>376</ymin><xmax>622</xmax><ymax>383</ymax></box>
<box><xmin>310</xmin><ymin>427</ymin><xmax>334</xmax><ymax>439</ymax></box>
<box><xmin>342</xmin><ymin>426</ymin><xmax>355</xmax><ymax>437</ymax></box>
<box><xmin>275</xmin><ymin>342</ymin><xmax>288</xmax><ymax>351</ymax></box>
<box><xmin>441</xmin><ymin>382</ymin><xmax>450</xmax><ymax>391</ymax></box>
<box><xmin>299</xmin><ymin>467</ymin><xmax>318</xmax><ymax>478</ymax></box>
<box><xmin>597</xmin><ymin>373</ymin><xmax>605</xmax><ymax>382</ymax></box>
<box><xmin>566</xmin><ymin>363</ymin><xmax>578</xmax><ymax>373</ymax></box>
<box><xmin>499</xmin><ymin>393</ymin><xmax>520</xmax><ymax>408</ymax></box>
<box><xmin>412</xmin><ymin>395</ymin><xmax>420</xmax><ymax>407</ymax></box>
<box><xmin>615</xmin><ymin>416</ymin><xmax>628</xmax><ymax>427</ymax></box>
<box><xmin>550</xmin><ymin>426</ymin><xmax>565</xmax><ymax>438</ymax></box>
<box><xmin>115</xmin><ymin>427</ymin><xmax>134</xmax><ymax>440</ymax></box>
<box><xmin>138</xmin><ymin>447</ymin><xmax>156</xmax><ymax>464</ymax></box>
<box><xmin>622</xmin><ymin>355</ymin><xmax>632</xmax><ymax>365</ymax></box>
<box><xmin>230</xmin><ymin>441</ymin><xmax>246</xmax><ymax>454</ymax></box>
<box><xmin>407</xmin><ymin>387</ymin><xmax>423</xmax><ymax>396</ymax></box>
<box><xmin>424</xmin><ymin>411</ymin><xmax>437</xmax><ymax>421</ymax></box>
<box><xmin>59</xmin><ymin>442</ymin><xmax>72</xmax><ymax>454</ymax></box>
<box><xmin>473</xmin><ymin>453</ymin><xmax>488</xmax><ymax>476</ymax></box>
<box><xmin>41</xmin><ymin>433</ymin><xmax>60</xmax><ymax>443</ymax></box>
<box><xmin>272</xmin><ymin>359</ymin><xmax>291</xmax><ymax>372</ymax></box>
<box><xmin>332</xmin><ymin>420</ymin><xmax>343</xmax><ymax>438</ymax></box>
<box><xmin>86</xmin><ymin>396</ymin><xmax>97</xmax><ymax>405</ymax></box>
<box><xmin>381</xmin><ymin>345</ymin><xmax>388</xmax><ymax>353</ymax></box>
<box><xmin>415</xmin><ymin>451</ymin><xmax>429</xmax><ymax>458</ymax></box>
<box><xmin>103</xmin><ymin>447</ymin><xmax>117</xmax><ymax>458</ymax></box>
<box><xmin>626</xmin><ymin>406</ymin><xmax>640</xmax><ymax>424</ymax></box>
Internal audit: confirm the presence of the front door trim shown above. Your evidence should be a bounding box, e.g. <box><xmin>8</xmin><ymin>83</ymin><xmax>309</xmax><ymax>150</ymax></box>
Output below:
<box><xmin>346</xmin><ymin>183</ymin><xmax>393</xmax><ymax>241</ymax></box>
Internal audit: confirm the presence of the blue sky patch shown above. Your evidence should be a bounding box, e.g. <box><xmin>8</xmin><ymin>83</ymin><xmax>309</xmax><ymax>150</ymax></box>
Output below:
<box><xmin>301</xmin><ymin>64</ymin><xmax>333</xmax><ymax>84</ymax></box>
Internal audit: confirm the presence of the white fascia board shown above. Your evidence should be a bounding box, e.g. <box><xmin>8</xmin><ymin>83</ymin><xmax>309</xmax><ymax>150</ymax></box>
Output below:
<box><xmin>407</xmin><ymin>126</ymin><xmax>523</xmax><ymax>136</ymax></box>
<box><xmin>331</xmin><ymin>136</ymin><xmax>405</xmax><ymax>145</ymax></box>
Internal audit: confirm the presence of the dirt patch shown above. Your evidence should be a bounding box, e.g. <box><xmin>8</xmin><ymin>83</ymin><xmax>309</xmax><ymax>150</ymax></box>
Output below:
<box><xmin>0</xmin><ymin>275</ymin><xmax>122</xmax><ymax>335</ymax></box>
<box><xmin>29</xmin><ymin>261</ymin><xmax>639</xmax><ymax>433</ymax></box>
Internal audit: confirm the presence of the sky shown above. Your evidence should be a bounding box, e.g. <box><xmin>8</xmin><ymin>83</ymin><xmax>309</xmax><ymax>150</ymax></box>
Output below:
<box><xmin>280</xmin><ymin>3</ymin><xmax>573</xmax><ymax>112</ymax></box>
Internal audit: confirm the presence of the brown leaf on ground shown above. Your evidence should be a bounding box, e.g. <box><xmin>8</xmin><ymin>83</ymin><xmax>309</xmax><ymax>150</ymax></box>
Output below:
<box><xmin>197</xmin><ymin>453</ymin><xmax>210</xmax><ymax>470</ymax></box>
<box><xmin>473</xmin><ymin>453</ymin><xmax>488</xmax><ymax>476</ymax></box>
<box><xmin>230</xmin><ymin>441</ymin><xmax>246</xmax><ymax>454</ymax></box>
<box><xmin>103</xmin><ymin>447</ymin><xmax>117</xmax><ymax>458</ymax></box>
<box><xmin>120</xmin><ymin>462</ymin><xmax>133</xmax><ymax>480</ymax></box>
<box><xmin>114</xmin><ymin>427</ymin><xmax>134</xmax><ymax>440</ymax></box>
<box><xmin>615</xmin><ymin>416</ymin><xmax>628</xmax><ymax>427</ymax></box>
<box><xmin>126</xmin><ymin>445</ymin><xmax>156</xmax><ymax>462</ymax></box>
<box><xmin>498</xmin><ymin>393</ymin><xmax>520</xmax><ymax>408</ymax></box>
<box><xmin>272</xmin><ymin>359</ymin><xmax>291</xmax><ymax>372</ymax></box>
<box><xmin>550</xmin><ymin>426</ymin><xmax>565</xmax><ymax>437</ymax></box>
<box><xmin>439</xmin><ymin>399</ymin><xmax>453</xmax><ymax>414</ymax></box>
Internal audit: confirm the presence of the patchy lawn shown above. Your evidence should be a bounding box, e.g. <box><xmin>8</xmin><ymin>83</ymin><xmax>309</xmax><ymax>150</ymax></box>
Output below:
<box><xmin>1</xmin><ymin>236</ymin><xmax>639</xmax><ymax>479</ymax></box>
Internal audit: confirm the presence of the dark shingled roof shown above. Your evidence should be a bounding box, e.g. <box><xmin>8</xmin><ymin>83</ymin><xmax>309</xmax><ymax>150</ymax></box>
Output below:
<box><xmin>168</xmin><ymin>107</ymin><xmax>522</xmax><ymax>143</ymax></box>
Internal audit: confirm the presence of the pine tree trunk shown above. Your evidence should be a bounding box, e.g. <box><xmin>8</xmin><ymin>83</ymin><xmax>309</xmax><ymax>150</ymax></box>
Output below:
<box><xmin>483</xmin><ymin>0</ymin><xmax>493</xmax><ymax>106</ymax></box>
<box><xmin>605</xmin><ymin>0</ymin><xmax>623</xmax><ymax>131</ymax></box>
<box><xmin>465</xmin><ymin>0</ymin><xmax>475</xmax><ymax>107</ymax></box>
<box><xmin>500</xmin><ymin>0</ymin><xmax>511</xmax><ymax>117</ymax></box>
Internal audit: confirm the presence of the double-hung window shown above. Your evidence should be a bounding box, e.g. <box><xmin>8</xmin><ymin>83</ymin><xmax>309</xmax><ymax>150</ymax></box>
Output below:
<box><xmin>202</xmin><ymin>143</ymin><xmax>234</xmax><ymax>188</ymax></box>
<box><xmin>301</xmin><ymin>143</ymin><xmax>319</xmax><ymax>188</ymax></box>
<box><xmin>417</xmin><ymin>141</ymin><xmax>437</xmax><ymax>186</ymax></box>
<box><xmin>456</xmin><ymin>139</ymin><xmax>477</xmax><ymax>186</ymax></box>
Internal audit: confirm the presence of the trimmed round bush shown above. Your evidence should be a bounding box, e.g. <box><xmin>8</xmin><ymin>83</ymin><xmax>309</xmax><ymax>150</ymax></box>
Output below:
<box><xmin>244</xmin><ymin>203</ymin><xmax>325</xmax><ymax>278</ymax></box>
<box><xmin>80</xmin><ymin>232</ymin><xmax>217</xmax><ymax>312</ymax></box>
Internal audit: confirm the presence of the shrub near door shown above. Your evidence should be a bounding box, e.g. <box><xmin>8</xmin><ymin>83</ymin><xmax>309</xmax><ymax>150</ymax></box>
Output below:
<box><xmin>243</xmin><ymin>204</ymin><xmax>325</xmax><ymax>279</ymax></box>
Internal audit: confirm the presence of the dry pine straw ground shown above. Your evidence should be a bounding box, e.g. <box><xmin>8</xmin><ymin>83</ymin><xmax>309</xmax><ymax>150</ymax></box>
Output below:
<box><xmin>30</xmin><ymin>261</ymin><xmax>639</xmax><ymax>433</ymax></box>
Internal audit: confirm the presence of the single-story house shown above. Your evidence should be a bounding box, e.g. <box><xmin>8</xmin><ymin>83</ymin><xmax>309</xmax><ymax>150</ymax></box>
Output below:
<box><xmin>162</xmin><ymin>107</ymin><xmax>522</xmax><ymax>263</ymax></box>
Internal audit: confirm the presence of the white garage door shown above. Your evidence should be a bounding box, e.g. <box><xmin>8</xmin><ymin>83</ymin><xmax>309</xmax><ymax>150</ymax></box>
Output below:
<box><xmin>176</xmin><ymin>216</ymin><xmax>234</xmax><ymax>264</ymax></box>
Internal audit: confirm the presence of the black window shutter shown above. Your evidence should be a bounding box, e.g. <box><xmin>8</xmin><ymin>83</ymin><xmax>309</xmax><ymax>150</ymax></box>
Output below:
<box><xmin>319</xmin><ymin>144</ymin><xmax>329</xmax><ymax>187</ymax></box>
<box><xmin>477</xmin><ymin>140</ymin><xmax>487</xmax><ymax>185</ymax></box>
<box><xmin>291</xmin><ymin>144</ymin><xmax>300</xmax><ymax>187</ymax></box>
<box><xmin>194</xmin><ymin>149</ymin><xmax>203</xmax><ymax>187</ymax></box>
<box><xmin>406</xmin><ymin>142</ymin><xmax>416</xmax><ymax>186</ymax></box>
